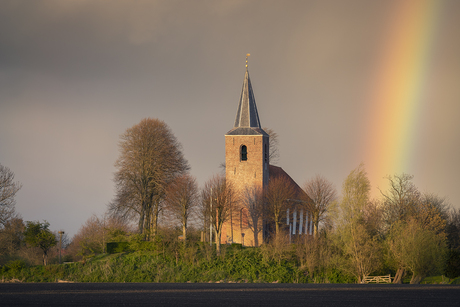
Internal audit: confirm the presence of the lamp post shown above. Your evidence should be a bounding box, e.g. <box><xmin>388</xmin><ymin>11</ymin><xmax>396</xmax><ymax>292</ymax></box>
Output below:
<box><xmin>58</xmin><ymin>231</ymin><xmax>64</xmax><ymax>264</ymax></box>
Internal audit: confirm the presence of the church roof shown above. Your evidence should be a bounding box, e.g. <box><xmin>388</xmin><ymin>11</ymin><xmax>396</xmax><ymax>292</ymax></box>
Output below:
<box><xmin>226</xmin><ymin>67</ymin><xmax>268</xmax><ymax>136</ymax></box>
<box><xmin>269</xmin><ymin>165</ymin><xmax>311</xmax><ymax>203</ymax></box>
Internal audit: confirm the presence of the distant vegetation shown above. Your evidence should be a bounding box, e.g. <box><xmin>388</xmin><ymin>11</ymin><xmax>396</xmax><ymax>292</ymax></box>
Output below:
<box><xmin>1</xmin><ymin>225</ymin><xmax>460</xmax><ymax>284</ymax></box>
<box><xmin>2</xmin><ymin>119</ymin><xmax>460</xmax><ymax>284</ymax></box>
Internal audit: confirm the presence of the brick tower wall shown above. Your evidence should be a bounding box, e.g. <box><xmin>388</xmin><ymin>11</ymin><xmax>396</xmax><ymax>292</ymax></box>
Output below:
<box><xmin>222</xmin><ymin>134</ymin><xmax>269</xmax><ymax>246</ymax></box>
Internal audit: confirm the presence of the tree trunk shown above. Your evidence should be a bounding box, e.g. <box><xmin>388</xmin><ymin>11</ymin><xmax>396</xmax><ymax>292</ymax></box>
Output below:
<box><xmin>410</xmin><ymin>274</ymin><xmax>425</xmax><ymax>284</ymax></box>
<box><xmin>253</xmin><ymin>223</ymin><xmax>259</xmax><ymax>247</ymax></box>
<box><xmin>152</xmin><ymin>206</ymin><xmax>159</xmax><ymax>240</ymax></box>
<box><xmin>182</xmin><ymin>224</ymin><xmax>187</xmax><ymax>243</ymax></box>
<box><xmin>138</xmin><ymin>210</ymin><xmax>144</xmax><ymax>235</ymax></box>
<box><xmin>393</xmin><ymin>267</ymin><xmax>406</xmax><ymax>284</ymax></box>
<box><xmin>313</xmin><ymin>215</ymin><xmax>319</xmax><ymax>237</ymax></box>
<box><xmin>215</xmin><ymin>229</ymin><xmax>221</xmax><ymax>255</ymax></box>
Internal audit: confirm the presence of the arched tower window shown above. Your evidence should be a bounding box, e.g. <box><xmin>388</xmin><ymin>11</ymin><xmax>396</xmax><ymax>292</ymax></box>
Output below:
<box><xmin>264</xmin><ymin>143</ymin><xmax>268</xmax><ymax>163</ymax></box>
<box><xmin>241</xmin><ymin>145</ymin><xmax>248</xmax><ymax>161</ymax></box>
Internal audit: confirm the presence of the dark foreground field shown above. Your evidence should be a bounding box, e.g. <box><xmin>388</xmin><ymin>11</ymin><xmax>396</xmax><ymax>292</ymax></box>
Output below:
<box><xmin>1</xmin><ymin>283</ymin><xmax>459</xmax><ymax>307</ymax></box>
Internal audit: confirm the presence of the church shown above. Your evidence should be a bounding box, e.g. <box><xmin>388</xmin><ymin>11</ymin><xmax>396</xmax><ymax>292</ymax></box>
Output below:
<box><xmin>220</xmin><ymin>57</ymin><xmax>311</xmax><ymax>247</ymax></box>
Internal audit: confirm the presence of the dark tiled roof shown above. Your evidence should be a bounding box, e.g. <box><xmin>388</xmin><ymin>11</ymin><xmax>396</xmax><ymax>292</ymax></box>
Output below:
<box><xmin>269</xmin><ymin>165</ymin><xmax>310</xmax><ymax>202</ymax></box>
<box><xmin>226</xmin><ymin>127</ymin><xmax>268</xmax><ymax>136</ymax></box>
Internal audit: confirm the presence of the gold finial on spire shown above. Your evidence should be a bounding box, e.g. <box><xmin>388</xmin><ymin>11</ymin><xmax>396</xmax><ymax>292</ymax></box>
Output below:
<box><xmin>246</xmin><ymin>53</ymin><xmax>250</xmax><ymax>68</ymax></box>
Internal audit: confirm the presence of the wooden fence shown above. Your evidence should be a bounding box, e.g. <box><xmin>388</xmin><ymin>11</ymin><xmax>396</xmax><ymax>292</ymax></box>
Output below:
<box><xmin>361</xmin><ymin>274</ymin><xmax>393</xmax><ymax>284</ymax></box>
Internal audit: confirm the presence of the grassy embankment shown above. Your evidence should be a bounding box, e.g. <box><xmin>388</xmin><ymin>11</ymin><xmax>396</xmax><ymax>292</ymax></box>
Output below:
<box><xmin>1</xmin><ymin>242</ymin><xmax>351</xmax><ymax>283</ymax></box>
<box><xmin>2</xmin><ymin>242</ymin><xmax>458</xmax><ymax>284</ymax></box>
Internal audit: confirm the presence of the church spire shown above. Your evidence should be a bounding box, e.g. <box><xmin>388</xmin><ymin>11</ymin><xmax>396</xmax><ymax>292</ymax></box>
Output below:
<box><xmin>233</xmin><ymin>54</ymin><xmax>261</xmax><ymax>129</ymax></box>
<box><xmin>226</xmin><ymin>55</ymin><xmax>267</xmax><ymax>136</ymax></box>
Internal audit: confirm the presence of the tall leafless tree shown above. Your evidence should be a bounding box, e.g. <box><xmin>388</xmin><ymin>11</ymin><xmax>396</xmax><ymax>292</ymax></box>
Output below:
<box><xmin>265</xmin><ymin>175</ymin><xmax>296</xmax><ymax>236</ymax></box>
<box><xmin>201</xmin><ymin>175</ymin><xmax>236</xmax><ymax>255</ymax></box>
<box><xmin>263</xmin><ymin>127</ymin><xmax>279</xmax><ymax>165</ymax></box>
<box><xmin>241</xmin><ymin>185</ymin><xmax>264</xmax><ymax>247</ymax></box>
<box><xmin>109</xmin><ymin>118</ymin><xmax>189</xmax><ymax>240</ymax></box>
<box><xmin>0</xmin><ymin>164</ymin><xmax>22</xmax><ymax>228</ymax></box>
<box><xmin>164</xmin><ymin>174</ymin><xmax>199</xmax><ymax>243</ymax></box>
<box><xmin>379</xmin><ymin>173</ymin><xmax>420</xmax><ymax>228</ymax></box>
<box><xmin>379</xmin><ymin>173</ymin><xmax>420</xmax><ymax>283</ymax></box>
<box><xmin>303</xmin><ymin>175</ymin><xmax>337</xmax><ymax>237</ymax></box>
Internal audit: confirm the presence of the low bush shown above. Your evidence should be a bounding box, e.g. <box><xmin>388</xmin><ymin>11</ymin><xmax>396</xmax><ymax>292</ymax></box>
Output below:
<box><xmin>445</xmin><ymin>249</ymin><xmax>460</xmax><ymax>279</ymax></box>
<box><xmin>106</xmin><ymin>242</ymin><xmax>130</xmax><ymax>254</ymax></box>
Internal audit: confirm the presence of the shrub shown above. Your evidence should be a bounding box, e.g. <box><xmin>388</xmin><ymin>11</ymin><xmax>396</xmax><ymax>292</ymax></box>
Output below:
<box><xmin>445</xmin><ymin>249</ymin><xmax>460</xmax><ymax>279</ymax></box>
<box><xmin>7</xmin><ymin>259</ymin><xmax>28</xmax><ymax>272</ymax></box>
<box><xmin>107</xmin><ymin>242</ymin><xmax>130</xmax><ymax>254</ymax></box>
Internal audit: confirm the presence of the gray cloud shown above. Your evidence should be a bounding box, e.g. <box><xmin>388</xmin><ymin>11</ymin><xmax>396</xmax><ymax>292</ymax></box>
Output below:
<box><xmin>1</xmin><ymin>0</ymin><xmax>459</xmax><ymax>236</ymax></box>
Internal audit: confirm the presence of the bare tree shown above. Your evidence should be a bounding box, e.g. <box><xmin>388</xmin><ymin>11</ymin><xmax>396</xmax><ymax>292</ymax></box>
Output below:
<box><xmin>201</xmin><ymin>175</ymin><xmax>236</xmax><ymax>255</ymax></box>
<box><xmin>69</xmin><ymin>214</ymin><xmax>133</xmax><ymax>260</ymax></box>
<box><xmin>380</xmin><ymin>173</ymin><xmax>420</xmax><ymax>227</ymax></box>
<box><xmin>263</xmin><ymin>127</ymin><xmax>279</xmax><ymax>165</ymax></box>
<box><xmin>164</xmin><ymin>174</ymin><xmax>199</xmax><ymax>243</ymax></box>
<box><xmin>241</xmin><ymin>185</ymin><xmax>264</xmax><ymax>247</ymax></box>
<box><xmin>0</xmin><ymin>217</ymin><xmax>24</xmax><ymax>262</ymax></box>
<box><xmin>0</xmin><ymin>164</ymin><xmax>22</xmax><ymax>228</ymax></box>
<box><xmin>265</xmin><ymin>175</ymin><xmax>296</xmax><ymax>236</ymax></box>
<box><xmin>303</xmin><ymin>175</ymin><xmax>337</xmax><ymax>237</ymax></box>
<box><xmin>109</xmin><ymin>118</ymin><xmax>189</xmax><ymax>240</ymax></box>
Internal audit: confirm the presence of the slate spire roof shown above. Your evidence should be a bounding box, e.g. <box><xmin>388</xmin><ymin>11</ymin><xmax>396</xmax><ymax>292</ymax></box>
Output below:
<box><xmin>234</xmin><ymin>68</ymin><xmax>261</xmax><ymax>128</ymax></box>
<box><xmin>226</xmin><ymin>62</ymin><xmax>268</xmax><ymax>136</ymax></box>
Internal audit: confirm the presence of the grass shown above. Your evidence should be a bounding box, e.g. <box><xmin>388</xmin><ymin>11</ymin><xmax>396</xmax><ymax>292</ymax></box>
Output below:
<box><xmin>421</xmin><ymin>275</ymin><xmax>452</xmax><ymax>284</ymax></box>
<box><xmin>2</xmin><ymin>243</ymin><xmax>456</xmax><ymax>284</ymax></box>
<box><xmin>1</xmin><ymin>244</ymin><xmax>327</xmax><ymax>283</ymax></box>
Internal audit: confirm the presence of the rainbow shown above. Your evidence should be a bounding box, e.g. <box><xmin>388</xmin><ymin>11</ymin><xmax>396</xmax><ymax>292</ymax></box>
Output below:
<box><xmin>363</xmin><ymin>0</ymin><xmax>441</xmax><ymax>196</ymax></box>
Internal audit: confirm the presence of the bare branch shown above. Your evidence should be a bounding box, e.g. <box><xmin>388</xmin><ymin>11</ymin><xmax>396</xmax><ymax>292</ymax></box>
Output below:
<box><xmin>303</xmin><ymin>174</ymin><xmax>337</xmax><ymax>236</ymax></box>
<box><xmin>0</xmin><ymin>164</ymin><xmax>22</xmax><ymax>228</ymax></box>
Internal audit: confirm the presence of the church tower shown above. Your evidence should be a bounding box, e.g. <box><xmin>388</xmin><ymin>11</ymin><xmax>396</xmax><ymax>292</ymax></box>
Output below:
<box><xmin>223</xmin><ymin>56</ymin><xmax>269</xmax><ymax>246</ymax></box>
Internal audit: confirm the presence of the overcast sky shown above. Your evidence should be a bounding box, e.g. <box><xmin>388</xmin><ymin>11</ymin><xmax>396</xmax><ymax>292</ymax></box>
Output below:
<box><xmin>1</xmin><ymin>0</ymin><xmax>459</xmax><ymax>237</ymax></box>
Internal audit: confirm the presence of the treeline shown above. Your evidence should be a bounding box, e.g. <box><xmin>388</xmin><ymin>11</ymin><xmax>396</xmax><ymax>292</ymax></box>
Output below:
<box><xmin>1</xmin><ymin>118</ymin><xmax>460</xmax><ymax>284</ymax></box>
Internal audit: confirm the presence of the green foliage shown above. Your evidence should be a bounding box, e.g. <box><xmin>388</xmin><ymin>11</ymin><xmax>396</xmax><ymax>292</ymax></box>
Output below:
<box><xmin>421</xmin><ymin>275</ymin><xmax>451</xmax><ymax>284</ymax></box>
<box><xmin>0</xmin><ymin>238</ymin><xmax>363</xmax><ymax>283</ymax></box>
<box><xmin>445</xmin><ymin>249</ymin><xmax>460</xmax><ymax>279</ymax></box>
<box><xmin>450</xmin><ymin>277</ymin><xmax>460</xmax><ymax>284</ymax></box>
<box><xmin>24</xmin><ymin>221</ymin><xmax>56</xmax><ymax>250</ymax></box>
<box><xmin>128</xmin><ymin>234</ymin><xmax>160</xmax><ymax>251</ymax></box>
<box><xmin>107</xmin><ymin>242</ymin><xmax>130</xmax><ymax>254</ymax></box>
<box><xmin>336</xmin><ymin>165</ymin><xmax>382</xmax><ymax>282</ymax></box>
<box><xmin>387</xmin><ymin>218</ymin><xmax>447</xmax><ymax>282</ymax></box>
<box><xmin>325</xmin><ymin>268</ymin><xmax>356</xmax><ymax>283</ymax></box>
<box><xmin>23</xmin><ymin>221</ymin><xmax>57</xmax><ymax>265</ymax></box>
<box><xmin>6</xmin><ymin>259</ymin><xmax>27</xmax><ymax>271</ymax></box>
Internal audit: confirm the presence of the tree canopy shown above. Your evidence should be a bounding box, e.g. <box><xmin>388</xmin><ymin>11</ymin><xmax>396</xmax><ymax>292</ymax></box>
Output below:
<box><xmin>109</xmin><ymin>118</ymin><xmax>189</xmax><ymax>240</ymax></box>
<box><xmin>23</xmin><ymin>221</ymin><xmax>56</xmax><ymax>266</ymax></box>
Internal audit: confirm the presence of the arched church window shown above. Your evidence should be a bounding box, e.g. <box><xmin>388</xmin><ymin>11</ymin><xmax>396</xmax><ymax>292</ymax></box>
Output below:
<box><xmin>241</xmin><ymin>145</ymin><xmax>248</xmax><ymax>161</ymax></box>
<box><xmin>264</xmin><ymin>143</ymin><xmax>268</xmax><ymax>163</ymax></box>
